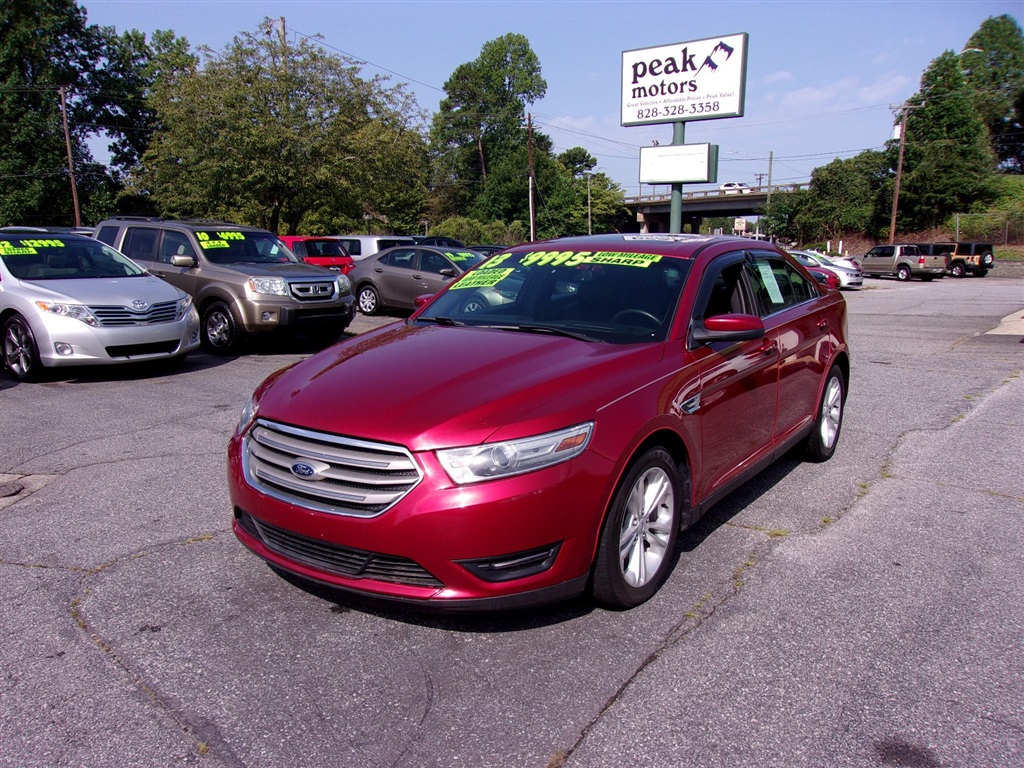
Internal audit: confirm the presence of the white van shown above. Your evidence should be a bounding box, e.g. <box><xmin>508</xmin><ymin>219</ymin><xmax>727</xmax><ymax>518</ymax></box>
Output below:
<box><xmin>335</xmin><ymin>235</ymin><xmax>416</xmax><ymax>261</ymax></box>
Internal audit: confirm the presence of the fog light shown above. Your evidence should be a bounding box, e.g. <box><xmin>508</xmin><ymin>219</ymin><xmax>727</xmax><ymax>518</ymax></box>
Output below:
<box><xmin>261</xmin><ymin>311</ymin><xmax>274</xmax><ymax>322</ymax></box>
<box><xmin>54</xmin><ymin>343</ymin><xmax>74</xmax><ymax>356</ymax></box>
<box><xmin>189</xmin><ymin>331</ymin><xmax>199</xmax><ymax>343</ymax></box>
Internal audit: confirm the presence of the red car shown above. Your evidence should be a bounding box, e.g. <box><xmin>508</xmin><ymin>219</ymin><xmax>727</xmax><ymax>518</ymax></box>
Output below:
<box><xmin>230</xmin><ymin>234</ymin><xmax>849</xmax><ymax>611</ymax></box>
<box><xmin>279</xmin><ymin>236</ymin><xmax>355</xmax><ymax>274</ymax></box>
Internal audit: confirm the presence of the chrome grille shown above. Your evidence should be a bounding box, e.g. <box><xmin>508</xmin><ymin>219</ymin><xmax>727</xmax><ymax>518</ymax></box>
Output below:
<box><xmin>238</xmin><ymin>511</ymin><xmax>443</xmax><ymax>588</ymax></box>
<box><xmin>242</xmin><ymin>419</ymin><xmax>422</xmax><ymax>518</ymax></box>
<box><xmin>90</xmin><ymin>300</ymin><xmax>179</xmax><ymax>326</ymax></box>
<box><xmin>289</xmin><ymin>281</ymin><xmax>337</xmax><ymax>301</ymax></box>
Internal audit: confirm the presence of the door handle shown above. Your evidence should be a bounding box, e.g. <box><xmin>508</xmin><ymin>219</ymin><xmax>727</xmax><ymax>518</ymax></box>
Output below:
<box><xmin>817</xmin><ymin>318</ymin><xmax>828</xmax><ymax>330</ymax></box>
<box><xmin>760</xmin><ymin>339</ymin><xmax>777</xmax><ymax>356</ymax></box>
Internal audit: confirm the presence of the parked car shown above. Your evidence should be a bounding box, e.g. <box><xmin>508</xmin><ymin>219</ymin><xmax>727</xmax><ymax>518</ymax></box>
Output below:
<box><xmin>418</xmin><ymin>236</ymin><xmax>465</xmax><ymax>248</ymax></box>
<box><xmin>468</xmin><ymin>245</ymin><xmax>508</xmax><ymax>256</ymax></box>
<box><xmin>806</xmin><ymin>265</ymin><xmax>841</xmax><ymax>291</ymax></box>
<box><xmin>792</xmin><ymin>249</ymin><xmax>861</xmax><ymax>271</ymax></box>
<box><xmin>789</xmin><ymin>251</ymin><xmax>863</xmax><ymax>290</ymax></box>
<box><xmin>719</xmin><ymin>182</ymin><xmax>752</xmax><ymax>195</ymax></box>
<box><xmin>94</xmin><ymin>217</ymin><xmax>355</xmax><ymax>353</ymax></box>
<box><xmin>1</xmin><ymin>230</ymin><xmax>200</xmax><ymax>381</ymax></box>
<box><xmin>948</xmin><ymin>242</ymin><xmax>995</xmax><ymax>278</ymax></box>
<box><xmin>333</xmin><ymin>235</ymin><xmax>416</xmax><ymax>261</ymax></box>
<box><xmin>278</xmin><ymin>236</ymin><xmax>355</xmax><ymax>274</ymax></box>
<box><xmin>349</xmin><ymin>245</ymin><xmax>487</xmax><ymax>315</ymax></box>
<box><xmin>230</xmin><ymin>233</ymin><xmax>850</xmax><ymax>611</ymax></box>
<box><xmin>860</xmin><ymin>243</ymin><xmax>945</xmax><ymax>281</ymax></box>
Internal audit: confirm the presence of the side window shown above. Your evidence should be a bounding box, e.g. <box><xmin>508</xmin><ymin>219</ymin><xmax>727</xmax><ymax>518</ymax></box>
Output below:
<box><xmin>748</xmin><ymin>255</ymin><xmax>814</xmax><ymax>314</ymax></box>
<box><xmin>122</xmin><ymin>228</ymin><xmax>160</xmax><ymax>262</ymax></box>
<box><xmin>292</xmin><ymin>241</ymin><xmax>307</xmax><ymax>257</ymax></box>
<box><xmin>340</xmin><ymin>239</ymin><xmax>359</xmax><ymax>256</ymax></box>
<box><xmin>384</xmin><ymin>249</ymin><xmax>416</xmax><ymax>269</ymax></box>
<box><xmin>95</xmin><ymin>226</ymin><xmax>118</xmax><ymax>246</ymax></box>
<box><xmin>159</xmin><ymin>231</ymin><xmax>197</xmax><ymax>264</ymax></box>
<box><xmin>419</xmin><ymin>251</ymin><xmax>449</xmax><ymax>274</ymax></box>
<box><xmin>700</xmin><ymin>261</ymin><xmax>750</xmax><ymax>318</ymax></box>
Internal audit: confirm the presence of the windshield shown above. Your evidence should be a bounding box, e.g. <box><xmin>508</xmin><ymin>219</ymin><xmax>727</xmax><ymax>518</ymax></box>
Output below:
<box><xmin>0</xmin><ymin>236</ymin><xmax>146</xmax><ymax>279</ymax></box>
<box><xmin>195</xmin><ymin>230</ymin><xmax>298</xmax><ymax>265</ymax></box>
<box><xmin>439</xmin><ymin>249</ymin><xmax>487</xmax><ymax>270</ymax></box>
<box><xmin>416</xmin><ymin>248</ymin><xmax>691</xmax><ymax>344</ymax></box>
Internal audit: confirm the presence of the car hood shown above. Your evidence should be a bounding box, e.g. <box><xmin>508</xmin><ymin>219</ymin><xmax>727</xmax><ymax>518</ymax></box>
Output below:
<box><xmin>216</xmin><ymin>262</ymin><xmax>334</xmax><ymax>278</ymax></box>
<box><xmin>254</xmin><ymin>323</ymin><xmax>666</xmax><ymax>451</ymax></box>
<box><xmin>17</xmin><ymin>275</ymin><xmax>183</xmax><ymax>304</ymax></box>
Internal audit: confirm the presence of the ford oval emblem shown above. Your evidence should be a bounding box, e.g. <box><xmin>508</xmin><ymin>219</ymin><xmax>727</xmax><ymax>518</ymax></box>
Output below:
<box><xmin>291</xmin><ymin>461</ymin><xmax>317</xmax><ymax>478</ymax></box>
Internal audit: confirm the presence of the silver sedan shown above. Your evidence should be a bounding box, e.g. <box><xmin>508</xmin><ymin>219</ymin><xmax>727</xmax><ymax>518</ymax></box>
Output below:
<box><xmin>1</xmin><ymin>231</ymin><xmax>200</xmax><ymax>381</ymax></box>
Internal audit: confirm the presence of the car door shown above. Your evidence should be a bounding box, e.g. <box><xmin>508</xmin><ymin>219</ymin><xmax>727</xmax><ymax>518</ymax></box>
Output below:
<box><xmin>147</xmin><ymin>230</ymin><xmax>199</xmax><ymax>296</ymax></box>
<box><xmin>862</xmin><ymin>245</ymin><xmax>892</xmax><ymax>275</ymax></box>
<box><xmin>413</xmin><ymin>249</ymin><xmax>458</xmax><ymax>300</ymax></box>
<box><xmin>373</xmin><ymin>248</ymin><xmax>418</xmax><ymax>307</ymax></box>
<box><xmin>746</xmin><ymin>251</ymin><xmax>831</xmax><ymax>447</ymax></box>
<box><xmin>687</xmin><ymin>253</ymin><xmax>779</xmax><ymax>500</ymax></box>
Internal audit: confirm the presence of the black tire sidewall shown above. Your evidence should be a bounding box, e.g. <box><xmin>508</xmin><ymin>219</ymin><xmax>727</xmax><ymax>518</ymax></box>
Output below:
<box><xmin>592</xmin><ymin>447</ymin><xmax>680</xmax><ymax>609</ymax></box>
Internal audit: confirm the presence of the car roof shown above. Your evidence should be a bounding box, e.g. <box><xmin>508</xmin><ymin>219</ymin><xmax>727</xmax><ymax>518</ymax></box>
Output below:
<box><xmin>509</xmin><ymin>232</ymin><xmax>774</xmax><ymax>259</ymax></box>
<box><xmin>98</xmin><ymin>217</ymin><xmax>273</xmax><ymax>234</ymax></box>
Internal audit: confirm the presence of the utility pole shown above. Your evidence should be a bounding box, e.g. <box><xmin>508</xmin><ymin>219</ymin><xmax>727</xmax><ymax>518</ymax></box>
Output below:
<box><xmin>586</xmin><ymin>172</ymin><xmax>592</xmax><ymax>235</ymax></box>
<box><xmin>58</xmin><ymin>87</ymin><xmax>81</xmax><ymax>227</ymax></box>
<box><xmin>528</xmin><ymin>113</ymin><xmax>536</xmax><ymax>241</ymax></box>
<box><xmin>888</xmin><ymin>103</ymin><xmax>920</xmax><ymax>244</ymax></box>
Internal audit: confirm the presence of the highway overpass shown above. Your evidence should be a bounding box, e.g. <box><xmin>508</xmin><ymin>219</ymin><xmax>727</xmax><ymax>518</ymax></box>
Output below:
<box><xmin>624</xmin><ymin>183</ymin><xmax>810</xmax><ymax>233</ymax></box>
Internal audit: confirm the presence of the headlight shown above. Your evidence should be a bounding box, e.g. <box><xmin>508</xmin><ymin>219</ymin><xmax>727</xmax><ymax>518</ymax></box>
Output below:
<box><xmin>337</xmin><ymin>273</ymin><xmax>352</xmax><ymax>294</ymax></box>
<box><xmin>175</xmin><ymin>293</ymin><xmax>193</xmax><ymax>320</ymax></box>
<box><xmin>35</xmin><ymin>301</ymin><xmax>99</xmax><ymax>327</ymax></box>
<box><xmin>236</xmin><ymin>394</ymin><xmax>258</xmax><ymax>436</ymax></box>
<box><xmin>246</xmin><ymin>276</ymin><xmax>287</xmax><ymax>296</ymax></box>
<box><xmin>436</xmin><ymin>422</ymin><xmax>593</xmax><ymax>485</ymax></box>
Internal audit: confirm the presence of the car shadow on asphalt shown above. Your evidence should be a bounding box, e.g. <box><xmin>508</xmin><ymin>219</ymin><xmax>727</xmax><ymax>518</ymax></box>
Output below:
<box><xmin>267</xmin><ymin>453</ymin><xmax>804</xmax><ymax>632</ymax></box>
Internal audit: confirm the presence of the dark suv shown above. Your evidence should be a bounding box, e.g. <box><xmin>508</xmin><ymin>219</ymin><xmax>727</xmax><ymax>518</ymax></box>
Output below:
<box><xmin>95</xmin><ymin>218</ymin><xmax>355</xmax><ymax>353</ymax></box>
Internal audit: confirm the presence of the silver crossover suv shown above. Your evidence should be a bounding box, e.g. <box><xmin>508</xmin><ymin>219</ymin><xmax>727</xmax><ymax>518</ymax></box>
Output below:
<box><xmin>0</xmin><ymin>230</ymin><xmax>200</xmax><ymax>381</ymax></box>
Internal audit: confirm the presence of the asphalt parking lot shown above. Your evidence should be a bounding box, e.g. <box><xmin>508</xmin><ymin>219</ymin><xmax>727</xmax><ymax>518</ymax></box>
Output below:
<box><xmin>2</xmin><ymin>271</ymin><xmax>1022</xmax><ymax>767</ymax></box>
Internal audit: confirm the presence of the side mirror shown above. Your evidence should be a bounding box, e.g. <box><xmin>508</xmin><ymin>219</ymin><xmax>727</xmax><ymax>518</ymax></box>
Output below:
<box><xmin>692</xmin><ymin>313</ymin><xmax>765</xmax><ymax>344</ymax></box>
<box><xmin>170</xmin><ymin>254</ymin><xmax>196</xmax><ymax>268</ymax></box>
<box><xmin>440</xmin><ymin>268</ymin><xmax>456</xmax><ymax>278</ymax></box>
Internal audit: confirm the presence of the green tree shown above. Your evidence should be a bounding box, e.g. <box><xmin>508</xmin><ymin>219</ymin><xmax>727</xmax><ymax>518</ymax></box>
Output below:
<box><xmin>133</xmin><ymin>19</ymin><xmax>426</xmax><ymax>233</ymax></box>
<box><xmin>897</xmin><ymin>51</ymin><xmax>997</xmax><ymax>231</ymax></box>
<box><xmin>796</xmin><ymin>152</ymin><xmax>890</xmax><ymax>241</ymax></box>
<box><xmin>0</xmin><ymin>0</ymin><xmax>109</xmax><ymax>225</ymax></box>
<box><xmin>962</xmin><ymin>15</ymin><xmax>1024</xmax><ymax>172</ymax></box>
<box><xmin>430</xmin><ymin>34</ymin><xmax>547</xmax><ymax>219</ymax></box>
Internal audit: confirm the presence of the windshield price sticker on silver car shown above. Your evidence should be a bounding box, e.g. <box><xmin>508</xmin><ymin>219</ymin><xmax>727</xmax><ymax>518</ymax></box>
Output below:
<box><xmin>0</xmin><ymin>239</ymin><xmax>65</xmax><ymax>255</ymax></box>
<box><xmin>621</xmin><ymin>33</ymin><xmax>748</xmax><ymax>127</ymax></box>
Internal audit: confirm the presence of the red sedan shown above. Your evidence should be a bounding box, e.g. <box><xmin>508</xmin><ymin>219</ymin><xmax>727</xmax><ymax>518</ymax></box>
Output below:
<box><xmin>229</xmin><ymin>234</ymin><xmax>849</xmax><ymax>611</ymax></box>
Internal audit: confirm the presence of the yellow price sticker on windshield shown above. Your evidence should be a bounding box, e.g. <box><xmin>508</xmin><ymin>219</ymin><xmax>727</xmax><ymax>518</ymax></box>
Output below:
<box><xmin>199</xmin><ymin>240</ymin><xmax>230</xmax><ymax>249</ymax></box>
<box><xmin>452</xmin><ymin>268</ymin><xmax>514</xmax><ymax>289</ymax></box>
<box><xmin>518</xmin><ymin>250</ymin><xmax>662</xmax><ymax>268</ymax></box>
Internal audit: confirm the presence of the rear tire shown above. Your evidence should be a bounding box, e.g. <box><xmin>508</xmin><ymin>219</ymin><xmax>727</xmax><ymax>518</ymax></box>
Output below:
<box><xmin>950</xmin><ymin>262</ymin><xmax>966</xmax><ymax>278</ymax></box>
<box><xmin>358</xmin><ymin>285</ymin><xmax>381</xmax><ymax>315</ymax></box>
<box><xmin>2</xmin><ymin>315</ymin><xmax>42</xmax><ymax>382</ymax></box>
<box><xmin>806</xmin><ymin>365</ymin><xmax>845</xmax><ymax>462</ymax></box>
<box><xmin>896</xmin><ymin>265</ymin><xmax>912</xmax><ymax>282</ymax></box>
<box><xmin>593</xmin><ymin>447</ymin><xmax>680</xmax><ymax>609</ymax></box>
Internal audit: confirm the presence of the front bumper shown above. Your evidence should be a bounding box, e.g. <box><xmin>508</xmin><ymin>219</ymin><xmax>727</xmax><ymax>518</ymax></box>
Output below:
<box><xmin>228</xmin><ymin>434</ymin><xmax>615</xmax><ymax>610</ymax></box>
<box><xmin>31</xmin><ymin>307</ymin><xmax>200</xmax><ymax>367</ymax></box>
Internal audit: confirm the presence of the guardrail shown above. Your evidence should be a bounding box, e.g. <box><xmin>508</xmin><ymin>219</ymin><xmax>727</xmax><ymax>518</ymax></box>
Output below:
<box><xmin>624</xmin><ymin>183</ymin><xmax>811</xmax><ymax>205</ymax></box>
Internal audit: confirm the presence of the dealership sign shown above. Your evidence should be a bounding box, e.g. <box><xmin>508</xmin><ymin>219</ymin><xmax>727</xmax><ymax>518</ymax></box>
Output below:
<box><xmin>621</xmin><ymin>33</ymin><xmax>748</xmax><ymax>127</ymax></box>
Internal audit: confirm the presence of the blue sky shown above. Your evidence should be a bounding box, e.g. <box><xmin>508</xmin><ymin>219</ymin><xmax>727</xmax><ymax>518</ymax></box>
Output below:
<box><xmin>79</xmin><ymin>0</ymin><xmax>1019</xmax><ymax>197</ymax></box>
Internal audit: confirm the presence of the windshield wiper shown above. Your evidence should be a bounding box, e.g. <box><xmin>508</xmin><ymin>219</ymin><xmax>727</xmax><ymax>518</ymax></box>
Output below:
<box><xmin>490</xmin><ymin>323</ymin><xmax>602</xmax><ymax>343</ymax></box>
<box><xmin>417</xmin><ymin>316</ymin><xmax>466</xmax><ymax>326</ymax></box>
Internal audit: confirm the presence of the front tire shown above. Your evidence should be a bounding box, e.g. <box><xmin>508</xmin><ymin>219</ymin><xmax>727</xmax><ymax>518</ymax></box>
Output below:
<box><xmin>2</xmin><ymin>315</ymin><xmax>42</xmax><ymax>382</ymax></box>
<box><xmin>593</xmin><ymin>447</ymin><xmax>680</xmax><ymax>609</ymax></box>
<box><xmin>202</xmin><ymin>300</ymin><xmax>244</xmax><ymax>354</ymax></box>
<box><xmin>950</xmin><ymin>262</ymin><xmax>966</xmax><ymax>278</ymax></box>
<box><xmin>806</xmin><ymin>365</ymin><xmax>845</xmax><ymax>462</ymax></box>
